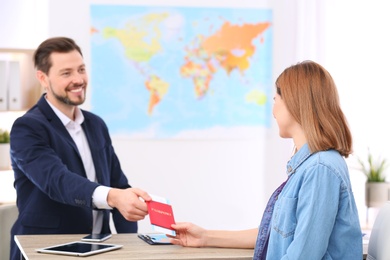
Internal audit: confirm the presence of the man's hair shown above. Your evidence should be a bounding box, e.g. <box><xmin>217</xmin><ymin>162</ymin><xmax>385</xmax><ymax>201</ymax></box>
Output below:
<box><xmin>33</xmin><ymin>37</ymin><xmax>83</xmax><ymax>74</ymax></box>
<box><xmin>275</xmin><ymin>60</ymin><xmax>352</xmax><ymax>157</ymax></box>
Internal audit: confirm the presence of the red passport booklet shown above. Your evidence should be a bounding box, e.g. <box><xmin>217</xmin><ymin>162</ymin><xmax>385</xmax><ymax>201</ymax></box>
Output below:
<box><xmin>147</xmin><ymin>200</ymin><xmax>176</xmax><ymax>236</ymax></box>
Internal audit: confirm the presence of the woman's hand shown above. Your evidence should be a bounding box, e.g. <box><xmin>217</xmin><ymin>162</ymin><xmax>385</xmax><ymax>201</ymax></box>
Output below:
<box><xmin>169</xmin><ymin>222</ymin><xmax>207</xmax><ymax>247</ymax></box>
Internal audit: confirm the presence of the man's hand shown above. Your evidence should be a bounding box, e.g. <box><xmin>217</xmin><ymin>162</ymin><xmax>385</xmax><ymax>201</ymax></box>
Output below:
<box><xmin>107</xmin><ymin>188</ymin><xmax>151</xmax><ymax>221</ymax></box>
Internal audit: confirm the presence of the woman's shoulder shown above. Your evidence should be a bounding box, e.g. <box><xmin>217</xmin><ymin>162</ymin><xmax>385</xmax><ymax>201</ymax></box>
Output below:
<box><xmin>301</xmin><ymin>149</ymin><xmax>349</xmax><ymax>181</ymax></box>
<box><xmin>313</xmin><ymin>149</ymin><xmax>346</xmax><ymax>166</ymax></box>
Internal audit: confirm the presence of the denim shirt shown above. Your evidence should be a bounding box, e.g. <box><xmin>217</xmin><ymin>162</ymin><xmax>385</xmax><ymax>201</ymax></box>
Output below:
<box><xmin>265</xmin><ymin>143</ymin><xmax>362</xmax><ymax>260</ymax></box>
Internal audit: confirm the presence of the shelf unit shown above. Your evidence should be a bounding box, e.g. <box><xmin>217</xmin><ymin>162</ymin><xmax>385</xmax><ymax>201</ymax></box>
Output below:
<box><xmin>0</xmin><ymin>48</ymin><xmax>41</xmax><ymax>112</ymax></box>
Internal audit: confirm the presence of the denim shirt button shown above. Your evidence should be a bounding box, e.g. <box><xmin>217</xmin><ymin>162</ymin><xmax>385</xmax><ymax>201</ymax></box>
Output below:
<box><xmin>287</xmin><ymin>165</ymin><xmax>293</xmax><ymax>173</ymax></box>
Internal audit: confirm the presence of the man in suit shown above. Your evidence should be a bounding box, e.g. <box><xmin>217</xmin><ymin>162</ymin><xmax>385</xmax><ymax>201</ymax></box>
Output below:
<box><xmin>9</xmin><ymin>37</ymin><xmax>151</xmax><ymax>260</ymax></box>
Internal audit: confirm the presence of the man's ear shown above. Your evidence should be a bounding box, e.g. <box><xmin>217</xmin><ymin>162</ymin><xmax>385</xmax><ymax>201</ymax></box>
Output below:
<box><xmin>36</xmin><ymin>70</ymin><xmax>48</xmax><ymax>88</ymax></box>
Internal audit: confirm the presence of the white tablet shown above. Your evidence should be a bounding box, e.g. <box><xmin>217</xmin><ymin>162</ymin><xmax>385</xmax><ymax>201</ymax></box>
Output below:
<box><xmin>36</xmin><ymin>241</ymin><xmax>123</xmax><ymax>257</ymax></box>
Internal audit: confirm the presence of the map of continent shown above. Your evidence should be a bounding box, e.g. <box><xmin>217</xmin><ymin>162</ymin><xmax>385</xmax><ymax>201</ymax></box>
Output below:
<box><xmin>90</xmin><ymin>5</ymin><xmax>272</xmax><ymax>138</ymax></box>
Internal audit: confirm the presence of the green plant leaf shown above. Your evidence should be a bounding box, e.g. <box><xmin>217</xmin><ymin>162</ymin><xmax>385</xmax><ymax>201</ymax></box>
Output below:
<box><xmin>0</xmin><ymin>129</ymin><xmax>10</xmax><ymax>144</ymax></box>
<box><xmin>358</xmin><ymin>149</ymin><xmax>388</xmax><ymax>183</ymax></box>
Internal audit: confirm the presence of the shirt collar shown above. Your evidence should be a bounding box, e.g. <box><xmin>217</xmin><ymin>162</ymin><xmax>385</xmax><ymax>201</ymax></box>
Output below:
<box><xmin>286</xmin><ymin>143</ymin><xmax>312</xmax><ymax>177</ymax></box>
<box><xmin>45</xmin><ymin>96</ymin><xmax>84</xmax><ymax>126</ymax></box>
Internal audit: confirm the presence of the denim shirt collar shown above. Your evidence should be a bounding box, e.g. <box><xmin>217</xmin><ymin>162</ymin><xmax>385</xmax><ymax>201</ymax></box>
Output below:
<box><xmin>286</xmin><ymin>143</ymin><xmax>312</xmax><ymax>177</ymax></box>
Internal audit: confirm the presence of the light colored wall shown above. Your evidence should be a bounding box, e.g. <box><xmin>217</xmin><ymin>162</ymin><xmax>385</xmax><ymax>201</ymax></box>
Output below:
<box><xmin>324</xmin><ymin>1</ymin><xmax>390</xmax><ymax>225</ymax></box>
<box><xmin>0</xmin><ymin>0</ymin><xmax>48</xmax><ymax>50</ymax></box>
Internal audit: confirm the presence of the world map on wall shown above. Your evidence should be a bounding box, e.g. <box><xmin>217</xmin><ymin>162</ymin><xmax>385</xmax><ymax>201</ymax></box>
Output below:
<box><xmin>90</xmin><ymin>5</ymin><xmax>272</xmax><ymax>139</ymax></box>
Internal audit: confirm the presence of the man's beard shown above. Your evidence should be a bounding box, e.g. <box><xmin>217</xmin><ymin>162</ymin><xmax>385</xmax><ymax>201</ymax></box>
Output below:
<box><xmin>48</xmin><ymin>82</ymin><xmax>85</xmax><ymax>106</ymax></box>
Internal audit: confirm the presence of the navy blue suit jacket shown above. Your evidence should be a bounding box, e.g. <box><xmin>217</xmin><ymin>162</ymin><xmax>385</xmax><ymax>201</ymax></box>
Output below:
<box><xmin>9</xmin><ymin>95</ymin><xmax>137</xmax><ymax>259</ymax></box>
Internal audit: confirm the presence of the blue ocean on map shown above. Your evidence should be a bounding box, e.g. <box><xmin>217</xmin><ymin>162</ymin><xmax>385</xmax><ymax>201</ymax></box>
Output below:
<box><xmin>90</xmin><ymin>5</ymin><xmax>272</xmax><ymax>139</ymax></box>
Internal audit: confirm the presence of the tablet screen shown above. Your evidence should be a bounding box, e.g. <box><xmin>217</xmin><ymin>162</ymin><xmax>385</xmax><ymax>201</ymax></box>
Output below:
<box><xmin>36</xmin><ymin>241</ymin><xmax>122</xmax><ymax>256</ymax></box>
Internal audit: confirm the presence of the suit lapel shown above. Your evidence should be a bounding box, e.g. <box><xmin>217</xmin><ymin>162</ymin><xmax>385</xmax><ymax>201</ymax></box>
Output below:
<box><xmin>81</xmin><ymin>115</ymin><xmax>104</xmax><ymax>185</ymax></box>
<box><xmin>36</xmin><ymin>94</ymin><xmax>83</xmax><ymax>164</ymax></box>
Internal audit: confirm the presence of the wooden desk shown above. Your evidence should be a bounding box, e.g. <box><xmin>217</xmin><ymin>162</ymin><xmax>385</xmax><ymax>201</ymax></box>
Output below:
<box><xmin>15</xmin><ymin>233</ymin><xmax>254</xmax><ymax>259</ymax></box>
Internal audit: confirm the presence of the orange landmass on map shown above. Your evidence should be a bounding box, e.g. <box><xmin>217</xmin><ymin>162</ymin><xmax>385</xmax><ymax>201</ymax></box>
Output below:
<box><xmin>180</xmin><ymin>21</ymin><xmax>270</xmax><ymax>99</ymax></box>
<box><xmin>201</xmin><ymin>21</ymin><xmax>271</xmax><ymax>74</ymax></box>
<box><xmin>90</xmin><ymin>27</ymin><xmax>99</xmax><ymax>34</ymax></box>
<box><xmin>180</xmin><ymin>58</ymin><xmax>217</xmax><ymax>98</ymax></box>
<box><xmin>145</xmin><ymin>75</ymin><xmax>169</xmax><ymax>115</ymax></box>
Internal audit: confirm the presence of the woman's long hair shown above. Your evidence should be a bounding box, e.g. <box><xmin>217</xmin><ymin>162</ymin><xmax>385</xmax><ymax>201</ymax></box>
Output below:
<box><xmin>275</xmin><ymin>60</ymin><xmax>352</xmax><ymax>157</ymax></box>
